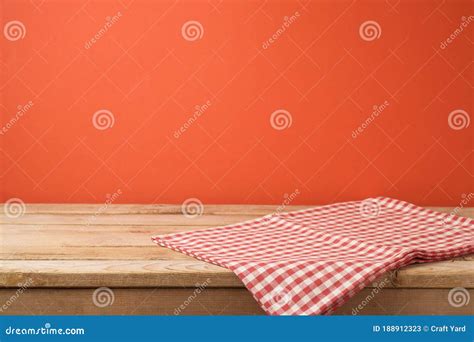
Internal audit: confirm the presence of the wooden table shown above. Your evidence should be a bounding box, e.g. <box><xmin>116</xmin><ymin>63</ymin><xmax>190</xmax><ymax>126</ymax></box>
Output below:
<box><xmin>0</xmin><ymin>204</ymin><xmax>472</xmax><ymax>315</ymax></box>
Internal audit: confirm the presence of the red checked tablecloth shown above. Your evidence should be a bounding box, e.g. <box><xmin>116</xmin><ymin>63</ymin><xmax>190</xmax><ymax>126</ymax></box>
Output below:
<box><xmin>152</xmin><ymin>197</ymin><xmax>474</xmax><ymax>315</ymax></box>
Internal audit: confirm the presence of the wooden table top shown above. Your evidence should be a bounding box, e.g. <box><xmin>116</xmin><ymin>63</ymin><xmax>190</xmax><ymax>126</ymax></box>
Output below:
<box><xmin>0</xmin><ymin>204</ymin><xmax>472</xmax><ymax>289</ymax></box>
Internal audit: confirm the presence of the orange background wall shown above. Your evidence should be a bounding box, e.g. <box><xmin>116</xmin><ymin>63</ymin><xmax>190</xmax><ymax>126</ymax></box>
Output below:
<box><xmin>1</xmin><ymin>0</ymin><xmax>472</xmax><ymax>206</ymax></box>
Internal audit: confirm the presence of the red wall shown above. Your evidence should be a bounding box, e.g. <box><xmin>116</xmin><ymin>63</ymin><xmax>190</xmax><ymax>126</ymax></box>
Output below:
<box><xmin>1</xmin><ymin>0</ymin><xmax>472</xmax><ymax>205</ymax></box>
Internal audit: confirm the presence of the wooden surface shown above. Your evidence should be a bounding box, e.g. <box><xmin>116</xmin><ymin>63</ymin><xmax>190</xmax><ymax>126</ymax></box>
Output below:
<box><xmin>1</xmin><ymin>288</ymin><xmax>472</xmax><ymax>315</ymax></box>
<box><xmin>0</xmin><ymin>204</ymin><xmax>473</xmax><ymax>315</ymax></box>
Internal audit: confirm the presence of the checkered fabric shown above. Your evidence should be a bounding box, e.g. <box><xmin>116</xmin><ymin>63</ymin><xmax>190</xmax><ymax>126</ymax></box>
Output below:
<box><xmin>152</xmin><ymin>197</ymin><xmax>474</xmax><ymax>315</ymax></box>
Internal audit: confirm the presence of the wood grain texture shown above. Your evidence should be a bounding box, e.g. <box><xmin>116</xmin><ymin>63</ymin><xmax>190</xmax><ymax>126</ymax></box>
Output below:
<box><xmin>0</xmin><ymin>288</ymin><xmax>472</xmax><ymax>315</ymax></box>
<box><xmin>0</xmin><ymin>204</ymin><xmax>473</xmax><ymax>315</ymax></box>
<box><xmin>0</xmin><ymin>259</ymin><xmax>473</xmax><ymax>288</ymax></box>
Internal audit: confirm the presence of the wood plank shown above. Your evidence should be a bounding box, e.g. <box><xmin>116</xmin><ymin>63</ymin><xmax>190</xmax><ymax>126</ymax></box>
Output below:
<box><xmin>0</xmin><ymin>288</ymin><xmax>471</xmax><ymax>315</ymax></box>
<box><xmin>0</xmin><ymin>246</ymin><xmax>190</xmax><ymax>260</ymax></box>
<box><xmin>0</xmin><ymin>214</ymin><xmax>262</xmax><ymax>226</ymax></box>
<box><xmin>2</xmin><ymin>203</ymin><xmax>471</xmax><ymax>216</ymax></box>
<box><xmin>2</xmin><ymin>229</ymin><xmax>163</xmax><ymax>247</ymax></box>
<box><xmin>6</xmin><ymin>248</ymin><xmax>470</xmax><ymax>263</ymax></box>
<box><xmin>0</xmin><ymin>260</ymin><xmax>237</xmax><ymax>288</ymax></box>
<box><xmin>392</xmin><ymin>259</ymin><xmax>474</xmax><ymax>288</ymax></box>
<box><xmin>0</xmin><ymin>204</ymin><xmax>313</xmax><ymax>215</ymax></box>
<box><xmin>1</xmin><ymin>206</ymin><xmax>471</xmax><ymax>226</ymax></box>
<box><xmin>0</xmin><ymin>224</ymin><xmax>211</xmax><ymax>233</ymax></box>
<box><xmin>1</xmin><ymin>259</ymin><xmax>472</xmax><ymax>288</ymax></box>
<box><xmin>0</xmin><ymin>224</ymin><xmax>212</xmax><ymax>247</ymax></box>
<box><xmin>0</xmin><ymin>288</ymin><xmax>262</xmax><ymax>315</ymax></box>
